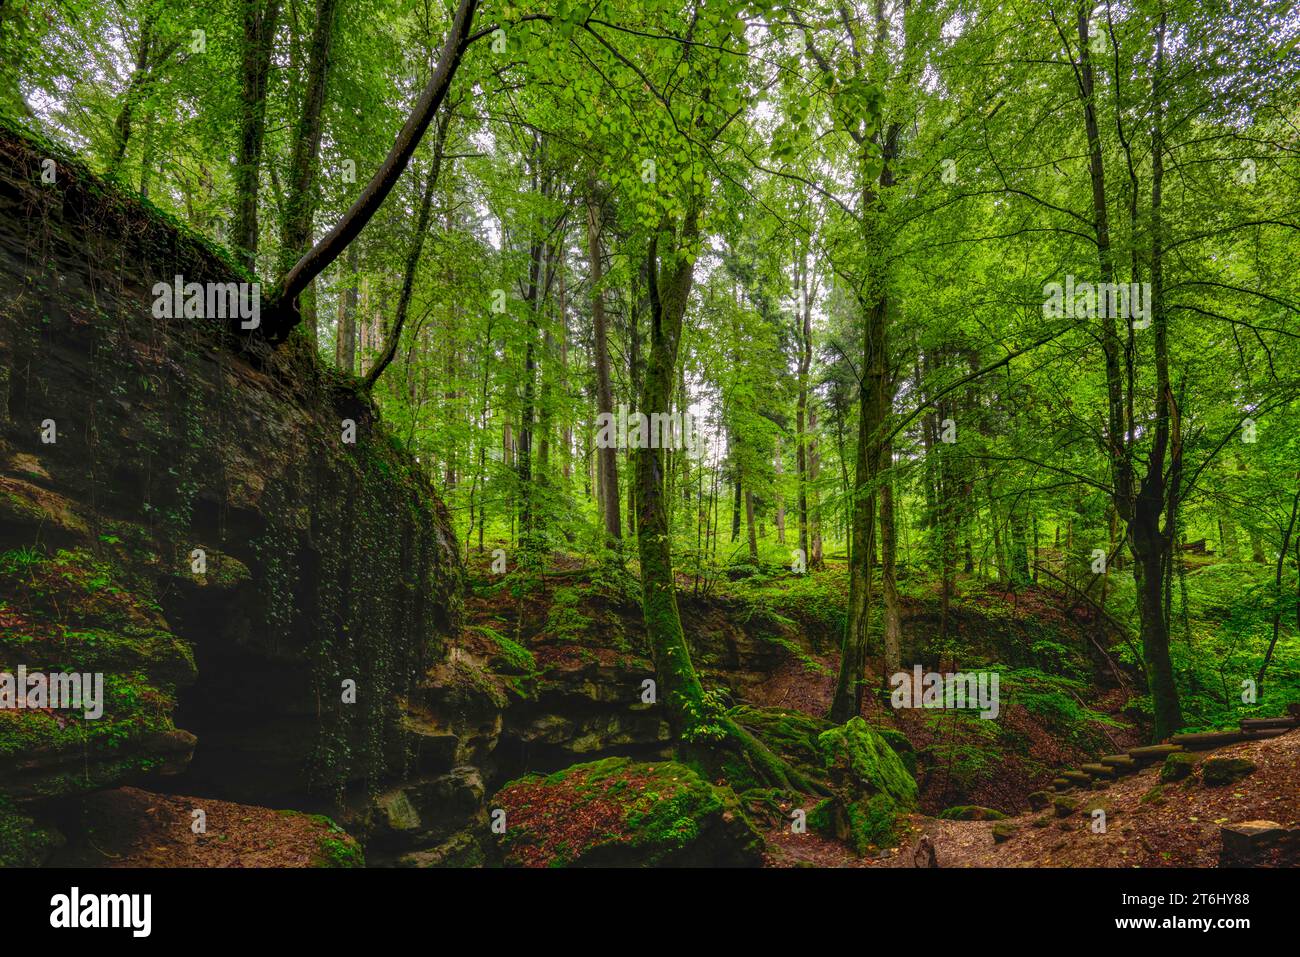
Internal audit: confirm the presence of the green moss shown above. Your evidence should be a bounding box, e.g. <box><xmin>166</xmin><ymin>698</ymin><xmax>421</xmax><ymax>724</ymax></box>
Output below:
<box><xmin>471</xmin><ymin>625</ymin><xmax>536</xmax><ymax>674</ymax></box>
<box><xmin>1139</xmin><ymin>784</ymin><xmax>1166</xmax><ymax>806</ymax></box>
<box><xmin>0</xmin><ymin>548</ymin><xmax>195</xmax><ymax>788</ymax></box>
<box><xmin>818</xmin><ymin>717</ymin><xmax>918</xmax><ymax>808</ymax></box>
<box><xmin>845</xmin><ymin>793</ymin><xmax>901</xmax><ymax>852</ymax></box>
<box><xmin>1200</xmin><ymin>756</ymin><xmax>1256</xmax><ymax>786</ymax></box>
<box><xmin>496</xmin><ymin>757</ymin><xmax>762</xmax><ymax>867</ymax></box>
<box><xmin>727</xmin><ymin>705</ymin><xmax>831</xmax><ymax>785</ymax></box>
<box><xmin>1160</xmin><ymin>751</ymin><xmax>1198</xmax><ymax>782</ymax></box>
<box><xmin>315</xmin><ymin>834</ymin><xmax>365</xmax><ymax>868</ymax></box>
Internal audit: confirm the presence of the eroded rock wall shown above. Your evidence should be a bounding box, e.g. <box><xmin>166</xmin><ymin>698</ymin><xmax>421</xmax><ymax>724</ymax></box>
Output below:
<box><xmin>0</xmin><ymin>125</ymin><xmax>462</xmax><ymax>862</ymax></box>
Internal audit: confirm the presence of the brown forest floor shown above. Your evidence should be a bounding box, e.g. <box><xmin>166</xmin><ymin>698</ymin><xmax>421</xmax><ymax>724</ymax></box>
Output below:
<box><xmin>54</xmin><ymin>787</ymin><xmax>356</xmax><ymax>868</ymax></box>
<box><xmin>763</xmin><ymin>729</ymin><xmax>1299</xmax><ymax>868</ymax></box>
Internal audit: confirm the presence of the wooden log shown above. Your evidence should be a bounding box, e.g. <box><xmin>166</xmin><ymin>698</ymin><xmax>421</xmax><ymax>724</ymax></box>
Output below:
<box><xmin>1127</xmin><ymin>744</ymin><xmax>1183</xmax><ymax>760</ymax></box>
<box><xmin>1240</xmin><ymin>717</ymin><xmax>1299</xmax><ymax>732</ymax></box>
<box><xmin>1081</xmin><ymin>763</ymin><xmax>1116</xmax><ymax>778</ymax></box>
<box><xmin>1051</xmin><ymin>778</ymin><xmax>1072</xmax><ymax>792</ymax></box>
<box><xmin>1061</xmin><ymin>770</ymin><xmax>1093</xmax><ymax>784</ymax></box>
<box><xmin>1100</xmin><ymin>755</ymin><xmax>1138</xmax><ymax>770</ymax></box>
<box><xmin>1171</xmin><ymin>731</ymin><xmax>1248</xmax><ymax>751</ymax></box>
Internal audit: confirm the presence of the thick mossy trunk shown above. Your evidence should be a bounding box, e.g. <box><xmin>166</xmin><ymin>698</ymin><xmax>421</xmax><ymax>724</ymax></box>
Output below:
<box><xmin>634</xmin><ymin>222</ymin><xmax>820</xmax><ymax>795</ymax></box>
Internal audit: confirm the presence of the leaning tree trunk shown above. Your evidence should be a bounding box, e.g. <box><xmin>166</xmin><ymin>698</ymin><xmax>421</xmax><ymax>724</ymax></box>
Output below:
<box><xmin>262</xmin><ymin>0</ymin><xmax>478</xmax><ymax>342</ymax></box>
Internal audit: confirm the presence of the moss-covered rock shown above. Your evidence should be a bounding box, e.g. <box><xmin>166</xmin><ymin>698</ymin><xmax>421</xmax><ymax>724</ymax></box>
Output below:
<box><xmin>1200</xmin><ymin>756</ymin><xmax>1257</xmax><ymax>786</ymax></box>
<box><xmin>0</xmin><ymin>548</ymin><xmax>197</xmax><ymax>803</ymax></box>
<box><xmin>800</xmin><ymin>718</ymin><xmax>919</xmax><ymax>855</ymax></box>
<box><xmin>492</xmin><ymin>757</ymin><xmax>763</xmax><ymax>867</ymax></box>
<box><xmin>726</xmin><ymin>704</ymin><xmax>831</xmax><ymax>790</ymax></box>
<box><xmin>817</xmin><ymin>717</ymin><xmax>918</xmax><ymax>807</ymax></box>
<box><xmin>1053</xmin><ymin>795</ymin><xmax>1079</xmax><ymax>818</ymax></box>
<box><xmin>1160</xmin><ymin>751</ymin><xmax>1198</xmax><ymax>782</ymax></box>
<box><xmin>992</xmin><ymin>820</ymin><xmax>1016</xmax><ymax>843</ymax></box>
<box><xmin>0</xmin><ymin>125</ymin><xmax>463</xmax><ymax>828</ymax></box>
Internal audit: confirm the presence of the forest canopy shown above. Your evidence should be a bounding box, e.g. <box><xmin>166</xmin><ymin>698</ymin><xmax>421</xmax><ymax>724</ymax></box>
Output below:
<box><xmin>4</xmin><ymin>0</ymin><xmax>1300</xmax><ymax>761</ymax></box>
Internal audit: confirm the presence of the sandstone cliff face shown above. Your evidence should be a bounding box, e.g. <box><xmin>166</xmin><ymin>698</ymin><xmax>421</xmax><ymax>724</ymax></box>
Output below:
<box><xmin>0</xmin><ymin>126</ymin><xmax>462</xmax><ymax>863</ymax></box>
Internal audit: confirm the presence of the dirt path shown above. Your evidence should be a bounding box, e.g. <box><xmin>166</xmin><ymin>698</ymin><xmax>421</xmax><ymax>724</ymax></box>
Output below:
<box><xmin>893</xmin><ymin>730</ymin><xmax>1300</xmax><ymax>867</ymax></box>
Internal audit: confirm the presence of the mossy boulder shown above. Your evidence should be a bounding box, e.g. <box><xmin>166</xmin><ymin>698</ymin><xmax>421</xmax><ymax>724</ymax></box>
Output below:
<box><xmin>1200</xmin><ymin>756</ymin><xmax>1257</xmax><ymax>786</ymax></box>
<box><xmin>939</xmin><ymin>805</ymin><xmax>1008</xmax><ymax>821</ymax></box>
<box><xmin>807</xmin><ymin>717</ymin><xmax>918</xmax><ymax>854</ymax></box>
<box><xmin>1028</xmin><ymin>790</ymin><xmax>1053</xmax><ymax>810</ymax></box>
<box><xmin>492</xmin><ymin>757</ymin><xmax>763</xmax><ymax>867</ymax></box>
<box><xmin>992</xmin><ymin>820</ymin><xmax>1016</xmax><ymax>843</ymax></box>
<box><xmin>817</xmin><ymin>717</ymin><xmax>918</xmax><ymax>807</ymax></box>
<box><xmin>1160</xmin><ymin>751</ymin><xmax>1198</xmax><ymax>782</ymax></box>
<box><xmin>1053</xmin><ymin>795</ymin><xmax>1079</xmax><ymax>818</ymax></box>
<box><xmin>1079</xmin><ymin>795</ymin><xmax>1116</xmax><ymax>819</ymax></box>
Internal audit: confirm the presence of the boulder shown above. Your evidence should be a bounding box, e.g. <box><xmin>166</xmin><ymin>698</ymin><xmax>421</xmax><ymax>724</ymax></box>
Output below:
<box><xmin>492</xmin><ymin>757</ymin><xmax>763</xmax><ymax>867</ymax></box>
<box><xmin>1053</xmin><ymin>795</ymin><xmax>1079</xmax><ymax>818</ymax></box>
<box><xmin>1200</xmin><ymin>756</ymin><xmax>1256</xmax><ymax>786</ymax></box>
<box><xmin>0</xmin><ymin>128</ymin><xmax>462</xmax><ymax>841</ymax></box>
<box><xmin>1160</xmin><ymin>751</ymin><xmax>1198</xmax><ymax>782</ymax></box>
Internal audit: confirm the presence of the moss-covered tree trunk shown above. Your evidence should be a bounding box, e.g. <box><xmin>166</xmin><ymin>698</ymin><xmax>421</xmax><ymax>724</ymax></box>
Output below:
<box><xmin>636</xmin><ymin>219</ymin><xmax>706</xmax><ymax>737</ymax></box>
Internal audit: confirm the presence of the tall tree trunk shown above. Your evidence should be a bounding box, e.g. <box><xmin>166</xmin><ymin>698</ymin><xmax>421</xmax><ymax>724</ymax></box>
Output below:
<box><xmin>335</xmin><ymin>243</ymin><xmax>358</xmax><ymax>372</ymax></box>
<box><xmin>233</xmin><ymin>0</ymin><xmax>282</xmax><ymax>272</ymax></box>
<box><xmin>774</xmin><ymin>436</ymin><xmax>786</xmax><ymax>546</ymax></box>
<box><xmin>880</xmin><ymin>440</ymin><xmax>902</xmax><ymax>677</ymax></box>
<box><xmin>1074</xmin><ymin>5</ymin><xmax>1181</xmax><ymax>738</ymax></box>
<box><xmin>636</xmin><ymin>219</ymin><xmax>707</xmax><ymax>737</ymax></box>
<box><xmin>586</xmin><ymin>188</ymin><xmax>621</xmax><ymax>545</ymax></box>
<box><xmin>278</xmin><ymin>0</ymin><xmax>342</xmax><ymax>342</ymax></box>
